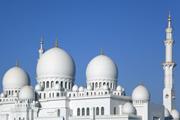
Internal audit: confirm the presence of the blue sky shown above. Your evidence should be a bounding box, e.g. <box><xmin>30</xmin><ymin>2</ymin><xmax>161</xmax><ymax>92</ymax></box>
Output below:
<box><xmin>0</xmin><ymin>0</ymin><xmax>179</xmax><ymax>110</ymax></box>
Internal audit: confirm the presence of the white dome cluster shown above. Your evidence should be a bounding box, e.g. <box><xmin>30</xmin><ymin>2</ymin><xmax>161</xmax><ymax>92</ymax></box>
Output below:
<box><xmin>36</xmin><ymin>47</ymin><xmax>75</xmax><ymax>79</ymax></box>
<box><xmin>2</xmin><ymin>66</ymin><xmax>30</xmax><ymax>90</ymax></box>
<box><xmin>132</xmin><ymin>85</ymin><xmax>150</xmax><ymax>102</ymax></box>
<box><xmin>19</xmin><ymin>86</ymin><xmax>35</xmax><ymax>100</ymax></box>
<box><xmin>122</xmin><ymin>102</ymin><xmax>136</xmax><ymax>115</ymax></box>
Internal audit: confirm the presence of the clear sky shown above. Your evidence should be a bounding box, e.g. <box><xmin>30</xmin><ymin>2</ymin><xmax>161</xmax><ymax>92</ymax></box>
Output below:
<box><xmin>0</xmin><ymin>0</ymin><xmax>179</xmax><ymax>110</ymax></box>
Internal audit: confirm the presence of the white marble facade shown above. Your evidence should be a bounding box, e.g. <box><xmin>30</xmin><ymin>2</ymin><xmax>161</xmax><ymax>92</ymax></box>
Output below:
<box><xmin>0</xmin><ymin>15</ymin><xmax>179</xmax><ymax>120</ymax></box>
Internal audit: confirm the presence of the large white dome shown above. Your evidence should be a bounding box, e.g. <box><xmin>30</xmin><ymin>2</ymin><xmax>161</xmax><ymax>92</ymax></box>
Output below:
<box><xmin>36</xmin><ymin>47</ymin><xmax>75</xmax><ymax>78</ymax></box>
<box><xmin>19</xmin><ymin>86</ymin><xmax>35</xmax><ymax>100</ymax></box>
<box><xmin>86</xmin><ymin>54</ymin><xmax>118</xmax><ymax>81</ymax></box>
<box><xmin>2</xmin><ymin>66</ymin><xmax>30</xmax><ymax>90</ymax></box>
<box><xmin>132</xmin><ymin>85</ymin><xmax>150</xmax><ymax>101</ymax></box>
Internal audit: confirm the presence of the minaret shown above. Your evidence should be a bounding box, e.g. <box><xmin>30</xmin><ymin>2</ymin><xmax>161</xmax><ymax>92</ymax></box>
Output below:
<box><xmin>163</xmin><ymin>13</ymin><xmax>176</xmax><ymax>112</ymax></box>
<box><xmin>38</xmin><ymin>36</ymin><xmax>44</xmax><ymax>58</ymax></box>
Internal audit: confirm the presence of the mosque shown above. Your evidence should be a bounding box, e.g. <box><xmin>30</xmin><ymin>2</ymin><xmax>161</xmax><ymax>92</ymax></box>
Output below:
<box><xmin>0</xmin><ymin>14</ymin><xmax>179</xmax><ymax>120</ymax></box>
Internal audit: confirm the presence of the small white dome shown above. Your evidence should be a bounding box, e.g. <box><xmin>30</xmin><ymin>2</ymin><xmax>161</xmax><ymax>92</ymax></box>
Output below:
<box><xmin>164</xmin><ymin>108</ymin><xmax>170</xmax><ymax>117</ymax></box>
<box><xmin>171</xmin><ymin>109</ymin><xmax>179</xmax><ymax>119</ymax></box>
<box><xmin>87</xmin><ymin>85</ymin><xmax>92</xmax><ymax>91</ymax></box>
<box><xmin>86</xmin><ymin>55</ymin><xmax>118</xmax><ymax>81</ymax></box>
<box><xmin>116</xmin><ymin>85</ymin><xmax>124</xmax><ymax>91</ymax></box>
<box><xmin>35</xmin><ymin>84</ymin><xmax>43</xmax><ymax>91</ymax></box>
<box><xmin>37</xmin><ymin>47</ymin><xmax>75</xmax><ymax>78</ymax></box>
<box><xmin>79</xmin><ymin>86</ymin><xmax>84</xmax><ymax>92</ymax></box>
<box><xmin>19</xmin><ymin>86</ymin><xmax>35</xmax><ymax>100</ymax></box>
<box><xmin>72</xmin><ymin>85</ymin><xmax>78</xmax><ymax>92</ymax></box>
<box><xmin>103</xmin><ymin>85</ymin><xmax>109</xmax><ymax>90</ymax></box>
<box><xmin>54</xmin><ymin>84</ymin><xmax>61</xmax><ymax>90</ymax></box>
<box><xmin>0</xmin><ymin>93</ymin><xmax>5</xmax><ymax>98</ymax></box>
<box><xmin>122</xmin><ymin>102</ymin><xmax>136</xmax><ymax>115</ymax></box>
<box><xmin>3</xmin><ymin>66</ymin><xmax>30</xmax><ymax>90</ymax></box>
<box><xmin>132</xmin><ymin>85</ymin><xmax>150</xmax><ymax>101</ymax></box>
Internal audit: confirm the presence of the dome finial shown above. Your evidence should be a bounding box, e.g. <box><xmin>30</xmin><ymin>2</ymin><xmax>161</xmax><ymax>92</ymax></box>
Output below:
<box><xmin>16</xmin><ymin>59</ymin><xmax>20</xmax><ymax>67</ymax></box>
<box><xmin>139</xmin><ymin>81</ymin><xmax>144</xmax><ymax>86</ymax></box>
<box><xmin>40</xmin><ymin>35</ymin><xmax>44</xmax><ymax>49</ymax></box>
<box><xmin>55</xmin><ymin>37</ymin><xmax>59</xmax><ymax>48</ymax></box>
<box><xmin>39</xmin><ymin>35</ymin><xmax>44</xmax><ymax>58</ymax></box>
<box><xmin>100</xmin><ymin>48</ymin><xmax>104</xmax><ymax>55</ymax></box>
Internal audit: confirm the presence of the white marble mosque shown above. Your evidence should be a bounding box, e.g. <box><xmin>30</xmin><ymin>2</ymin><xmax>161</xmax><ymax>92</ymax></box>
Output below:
<box><xmin>0</xmin><ymin>14</ymin><xmax>179</xmax><ymax>120</ymax></box>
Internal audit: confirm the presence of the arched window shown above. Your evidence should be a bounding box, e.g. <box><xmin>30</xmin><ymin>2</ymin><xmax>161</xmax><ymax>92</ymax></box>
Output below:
<box><xmin>39</xmin><ymin>93</ymin><xmax>41</xmax><ymax>98</ymax></box>
<box><xmin>57</xmin><ymin>93</ymin><xmax>60</xmax><ymax>97</ymax></box>
<box><xmin>44</xmin><ymin>93</ymin><xmax>46</xmax><ymax>98</ymax></box>
<box><xmin>86</xmin><ymin>108</ymin><xmax>90</xmax><ymax>116</ymax></box>
<box><xmin>92</xmin><ymin>83</ymin><xmax>94</xmax><ymax>90</ymax></box>
<box><xmin>103</xmin><ymin>82</ymin><xmax>106</xmax><ymax>85</ymax></box>
<box><xmin>69</xmin><ymin>82</ymin><xmax>71</xmax><ymax>89</ymax></box>
<box><xmin>49</xmin><ymin>93</ymin><xmax>51</xmax><ymax>98</ymax></box>
<box><xmin>65</xmin><ymin>82</ymin><xmax>67</xmax><ymax>89</ymax></box>
<box><xmin>113</xmin><ymin>107</ymin><xmax>116</xmax><ymax>115</ymax></box>
<box><xmin>56</xmin><ymin>81</ymin><xmax>59</xmax><ymax>84</ymax></box>
<box><xmin>60</xmin><ymin>81</ymin><xmax>63</xmax><ymax>88</ymax></box>
<box><xmin>107</xmin><ymin>82</ymin><xmax>109</xmax><ymax>87</ymax></box>
<box><xmin>82</xmin><ymin>108</ymin><xmax>85</xmax><ymax>116</ymax></box>
<box><xmin>51</xmin><ymin>81</ymin><xmax>54</xmax><ymax>88</ymax></box>
<box><xmin>99</xmin><ymin>82</ymin><xmax>102</xmax><ymax>88</ymax></box>
<box><xmin>96</xmin><ymin>107</ymin><xmax>99</xmax><ymax>115</ymax></box>
<box><xmin>58</xmin><ymin>109</ymin><xmax>60</xmax><ymax>116</ymax></box>
<box><xmin>46</xmin><ymin>81</ymin><xmax>49</xmax><ymax>88</ymax></box>
<box><xmin>101</xmin><ymin>107</ymin><xmax>104</xmax><ymax>115</ymax></box>
<box><xmin>111</xmin><ymin>83</ymin><xmax>113</xmax><ymax>88</ymax></box>
<box><xmin>77</xmin><ymin>108</ymin><xmax>80</xmax><ymax>116</ymax></box>
<box><xmin>95</xmin><ymin>82</ymin><xmax>98</xmax><ymax>88</ymax></box>
<box><xmin>43</xmin><ymin>81</ymin><xmax>45</xmax><ymax>88</ymax></box>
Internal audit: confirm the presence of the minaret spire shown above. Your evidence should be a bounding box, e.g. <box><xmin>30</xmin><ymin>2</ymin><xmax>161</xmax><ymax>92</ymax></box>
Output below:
<box><xmin>168</xmin><ymin>12</ymin><xmax>171</xmax><ymax>28</ymax></box>
<box><xmin>163</xmin><ymin>13</ymin><xmax>176</xmax><ymax>112</ymax></box>
<box><xmin>38</xmin><ymin>35</ymin><xmax>44</xmax><ymax>58</ymax></box>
